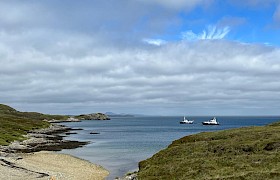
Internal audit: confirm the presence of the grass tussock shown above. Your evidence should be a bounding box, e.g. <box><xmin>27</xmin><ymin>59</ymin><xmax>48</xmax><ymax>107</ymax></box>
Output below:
<box><xmin>138</xmin><ymin>121</ymin><xmax>280</xmax><ymax>180</ymax></box>
<box><xmin>0</xmin><ymin>104</ymin><xmax>68</xmax><ymax>146</ymax></box>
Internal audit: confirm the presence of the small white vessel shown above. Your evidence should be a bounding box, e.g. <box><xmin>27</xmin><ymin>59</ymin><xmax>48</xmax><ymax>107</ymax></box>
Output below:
<box><xmin>202</xmin><ymin>117</ymin><xmax>219</xmax><ymax>125</ymax></box>
<box><xmin>180</xmin><ymin>116</ymin><xmax>194</xmax><ymax>124</ymax></box>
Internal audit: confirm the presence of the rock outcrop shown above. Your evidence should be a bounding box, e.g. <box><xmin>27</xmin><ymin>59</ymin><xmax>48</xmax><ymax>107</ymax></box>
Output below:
<box><xmin>75</xmin><ymin>113</ymin><xmax>110</xmax><ymax>120</ymax></box>
<box><xmin>46</xmin><ymin>117</ymin><xmax>81</xmax><ymax>123</ymax></box>
<box><xmin>0</xmin><ymin>124</ymin><xmax>87</xmax><ymax>154</ymax></box>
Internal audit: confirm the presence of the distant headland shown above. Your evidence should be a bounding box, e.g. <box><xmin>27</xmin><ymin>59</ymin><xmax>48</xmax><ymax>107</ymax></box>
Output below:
<box><xmin>0</xmin><ymin>104</ymin><xmax>109</xmax><ymax>179</ymax></box>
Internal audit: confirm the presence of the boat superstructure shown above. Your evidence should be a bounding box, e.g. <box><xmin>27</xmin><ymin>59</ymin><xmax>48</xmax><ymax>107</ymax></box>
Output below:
<box><xmin>202</xmin><ymin>117</ymin><xmax>219</xmax><ymax>125</ymax></box>
<box><xmin>180</xmin><ymin>116</ymin><xmax>194</xmax><ymax>124</ymax></box>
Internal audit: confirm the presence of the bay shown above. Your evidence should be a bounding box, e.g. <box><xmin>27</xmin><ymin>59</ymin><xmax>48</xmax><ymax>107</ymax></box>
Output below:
<box><xmin>60</xmin><ymin>116</ymin><xmax>280</xmax><ymax>179</ymax></box>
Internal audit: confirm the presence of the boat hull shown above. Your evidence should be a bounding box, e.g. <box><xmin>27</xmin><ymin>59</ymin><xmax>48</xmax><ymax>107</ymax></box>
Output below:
<box><xmin>180</xmin><ymin>122</ymin><xmax>193</xmax><ymax>124</ymax></box>
<box><xmin>202</xmin><ymin>122</ymin><xmax>219</xmax><ymax>125</ymax></box>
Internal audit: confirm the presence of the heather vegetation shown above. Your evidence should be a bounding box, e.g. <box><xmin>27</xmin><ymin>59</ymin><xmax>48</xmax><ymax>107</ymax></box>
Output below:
<box><xmin>0</xmin><ymin>104</ymin><xmax>68</xmax><ymax>145</ymax></box>
<box><xmin>138</xmin><ymin>121</ymin><xmax>280</xmax><ymax>180</ymax></box>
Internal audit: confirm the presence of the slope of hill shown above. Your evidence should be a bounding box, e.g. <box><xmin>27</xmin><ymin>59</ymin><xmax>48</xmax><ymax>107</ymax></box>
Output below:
<box><xmin>0</xmin><ymin>104</ymin><xmax>68</xmax><ymax>145</ymax></box>
<box><xmin>138</xmin><ymin>121</ymin><xmax>280</xmax><ymax>180</ymax></box>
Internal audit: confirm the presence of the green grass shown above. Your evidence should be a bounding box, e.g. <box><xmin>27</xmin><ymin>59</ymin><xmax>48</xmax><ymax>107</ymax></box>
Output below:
<box><xmin>138</xmin><ymin>121</ymin><xmax>280</xmax><ymax>180</ymax></box>
<box><xmin>0</xmin><ymin>115</ymin><xmax>50</xmax><ymax>145</ymax></box>
<box><xmin>0</xmin><ymin>104</ymin><xmax>68</xmax><ymax>146</ymax></box>
<box><xmin>0</xmin><ymin>104</ymin><xmax>69</xmax><ymax>121</ymax></box>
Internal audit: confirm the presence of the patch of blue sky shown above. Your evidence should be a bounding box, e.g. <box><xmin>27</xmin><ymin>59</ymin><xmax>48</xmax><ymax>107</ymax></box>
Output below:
<box><xmin>148</xmin><ymin>1</ymin><xmax>279</xmax><ymax>46</ymax></box>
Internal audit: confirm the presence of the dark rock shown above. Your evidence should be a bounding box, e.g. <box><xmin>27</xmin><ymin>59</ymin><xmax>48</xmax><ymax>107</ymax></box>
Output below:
<box><xmin>90</xmin><ymin>132</ymin><xmax>100</xmax><ymax>134</ymax></box>
<box><xmin>71</xmin><ymin>128</ymin><xmax>83</xmax><ymax>131</ymax></box>
<box><xmin>1</xmin><ymin>124</ymin><xmax>88</xmax><ymax>154</ymax></box>
<box><xmin>264</xmin><ymin>142</ymin><xmax>280</xmax><ymax>151</ymax></box>
<box><xmin>65</xmin><ymin>132</ymin><xmax>78</xmax><ymax>135</ymax></box>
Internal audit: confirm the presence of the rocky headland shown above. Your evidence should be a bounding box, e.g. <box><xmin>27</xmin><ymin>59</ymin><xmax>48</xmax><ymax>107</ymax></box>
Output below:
<box><xmin>0</xmin><ymin>124</ymin><xmax>87</xmax><ymax>154</ymax></box>
<box><xmin>0</xmin><ymin>104</ymin><xmax>109</xmax><ymax>179</ymax></box>
<box><xmin>75</xmin><ymin>113</ymin><xmax>110</xmax><ymax>120</ymax></box>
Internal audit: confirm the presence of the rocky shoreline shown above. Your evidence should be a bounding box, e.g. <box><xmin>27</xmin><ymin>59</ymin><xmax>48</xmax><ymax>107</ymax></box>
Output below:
<box><xmin>0</xmin><ymin>123</ymin><xmax>110</xmax><ymax>180</ymax></box>
<box><xmin>0</xmin><ymin>124</ymin><xmax>88</xmax><ymax>154</ymax></box>
<box><xmin>46</xmin><ymin>117</ymin><xmax>81</xmax><ymax>123</ymax></box>
<box><xmin>0</xmin><ymin>120</ymin><xmax>137</xmax><ymax>179</ymax></box>
<box><xmin>0</xmin><ymin>104</ymin><xmax>111</xmax><ymax>179</ymax></box>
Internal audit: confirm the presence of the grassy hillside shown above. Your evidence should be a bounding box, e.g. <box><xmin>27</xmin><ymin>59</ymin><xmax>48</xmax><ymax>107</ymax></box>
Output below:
<box><xmin>0</xmin><ymin>104</ymin><xmax>69</xmax><ymax>121</ymax></box>
<box><xmin>138</xmin><ymin>121</ymin><xmax>280</xmax><ymax>180</ymax></box>
<box><xmin>0</xmin><ymin>104</ymin><xmax>68</xmax><ymax>146</ymax></box>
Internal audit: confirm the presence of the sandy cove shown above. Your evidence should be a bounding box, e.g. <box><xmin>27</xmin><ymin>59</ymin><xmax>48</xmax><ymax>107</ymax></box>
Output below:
<box><xmin>0</xmin><ymin>124</ymin><xmax>109</xmax><ymax>180</ymax></box>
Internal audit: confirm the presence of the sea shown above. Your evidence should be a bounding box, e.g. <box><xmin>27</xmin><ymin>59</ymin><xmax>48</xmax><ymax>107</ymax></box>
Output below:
<box><xmin>59</xmin><ymin>116</ymin><xmax>280</xmax><ymax>179</ymax></box>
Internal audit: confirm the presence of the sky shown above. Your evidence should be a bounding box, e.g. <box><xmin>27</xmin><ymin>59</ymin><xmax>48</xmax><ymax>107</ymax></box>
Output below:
<box><xmin>1</xmin><ymin>0</ymin><xmax>280</xmax><ymax>116</ymax></box>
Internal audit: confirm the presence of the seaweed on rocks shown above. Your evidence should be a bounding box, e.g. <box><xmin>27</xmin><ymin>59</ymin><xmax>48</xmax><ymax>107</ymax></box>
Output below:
<box><xmin>0</xmin><ymin>158</ymin><xmax>49</xmax><ymax>178</ymax></box>
<box><xmin>1</xmin><ymin>124</ymin><xmax>88</xmax><ymax>153</ymax></box>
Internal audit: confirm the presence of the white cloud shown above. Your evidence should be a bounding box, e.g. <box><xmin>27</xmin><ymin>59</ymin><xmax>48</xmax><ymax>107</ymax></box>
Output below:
<box><xmin>182</xmin><ymin>25</ymin><xmax>230</xmax><ymax>41</ymax></box>
<box><xmin>0</xmin><ymin>1</ymin><xmax>183</xmax><ymax>45</ymax></box>
<box><xmin>181</xmin><ymin>30</ymin><xmax>198</xmax><ymax>41</ymax></box>
<box><xmin>142</xmin><ymin>38</ymin><xmax>167</xmax><ymax>46</ymax></box>
<box><xmin>1</xmin><ymin>29</ymin><xmax>280</xmax><ymax>115</ymax></box>
<box><xmin>0</xmin><ymin>1</ymin><xmax>280</xmax><ymax>115</ymax></box>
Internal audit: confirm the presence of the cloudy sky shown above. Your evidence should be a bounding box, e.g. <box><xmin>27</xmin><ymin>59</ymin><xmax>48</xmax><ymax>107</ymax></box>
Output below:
<box><xmin>1</xmin><ymin>0</ymin><xmax>280</xmax><ymax>115</ymax></box>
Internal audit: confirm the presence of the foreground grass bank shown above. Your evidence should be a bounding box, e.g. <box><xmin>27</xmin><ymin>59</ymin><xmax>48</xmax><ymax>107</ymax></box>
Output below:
<box><xmin>0</xmin><ymin>104</ymin><xmax>68</xmax><ymax>145</ymax></box>
<box><xmin>138</xmin><ymin>121</ymin><xmax>280</xmax><ymax>179</ymax></box>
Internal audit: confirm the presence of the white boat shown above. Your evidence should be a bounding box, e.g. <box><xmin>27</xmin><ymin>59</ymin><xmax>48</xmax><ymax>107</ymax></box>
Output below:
<box><xmin>180</xmin><ymin>116</ymin><xmax>194</xmax><ymax>124</ymax></box>
<box><xmin>202</xmin><ymin>117</ymin><xmax>219</xmax><ymax>125</ymax></box>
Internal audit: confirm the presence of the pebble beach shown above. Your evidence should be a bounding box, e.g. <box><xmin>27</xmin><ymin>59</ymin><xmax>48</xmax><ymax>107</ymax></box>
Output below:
<box><xmin>0</xmin><ymin>151</ymin><xmax>109</xmax><ymax>180</ymax></box>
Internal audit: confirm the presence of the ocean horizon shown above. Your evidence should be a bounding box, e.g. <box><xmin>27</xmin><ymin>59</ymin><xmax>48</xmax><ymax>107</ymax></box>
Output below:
<box><xmin>60</xmin><ymin>116</ymin><xmax>280</xmax><ymax>179</ymax></box>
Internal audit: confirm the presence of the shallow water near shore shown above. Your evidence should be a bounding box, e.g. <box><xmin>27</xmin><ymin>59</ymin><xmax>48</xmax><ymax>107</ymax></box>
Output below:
<box><xmin>60</xmin><ymin>116</ymin><xmax>280</xmax><ymax>179</ymax></box>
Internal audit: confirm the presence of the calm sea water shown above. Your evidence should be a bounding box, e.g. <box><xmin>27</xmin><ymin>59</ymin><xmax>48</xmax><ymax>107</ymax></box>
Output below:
<box><xmin>60</xmin><ymin>116</ymin><xmax>280</xmax><ymax>179</ymax></box>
